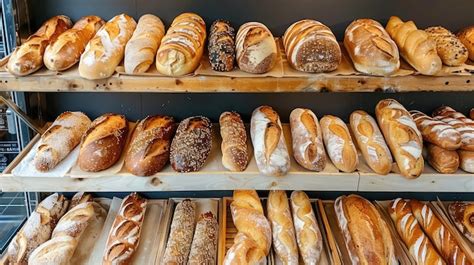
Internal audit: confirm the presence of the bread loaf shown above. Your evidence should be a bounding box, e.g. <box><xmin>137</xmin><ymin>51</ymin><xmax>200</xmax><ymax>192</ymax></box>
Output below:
<box><xmin>124</xmin><ymin>14</ymin><xmax>165</xmax><ymax>74</ymax></box>
<box><xmin>156</xmin><ymin>13</ymin><xmax>206</xmax><ymax>76</ymax></box>
<box><xmin>219</xmin><ymin>111</ymin><xmax>249</xmax><ymax>172</ymax></box>
<box><xmin>289</xmin><ymin>108</ymin><xmax>327</xmax><ymax>171</ymax></box>
<box><xmin>410</xmin><ymin>110</ymin><xmax>462</xmax><ymax>150</ymax></box>
<box><xmin>7</xmin><ymin>15</ymin><xmax>72</xmax><ymax>76</ymax></box>
<box><xmin>283</xmin><ymin>19</ymin><xmax>341</xmax><ymax>73</ymax></box>
<box><xmin>44</xmin><ymin>16</ymin><xmax>104</xmax><ymax>71</ymax></box>
<box><xmin>79</xmin><ymin>14</ymin><xmax>136</xmax><ymax>79</ymax></box>
<box><xmin>7</xmin><ymin>193</ymin><xmax>68</xmax><ymax>265</ymax></box>
<box><xmin>68</xmin><ymin>191</ymin><xmax>93</xmax><ymax>210</ymax></box>
<box><xmin>267</xmin><ymin>190</ymin><xmax>299</xmax><ymax>264</ymax></box>
<box><xmin>458</xmin><ymin>150</ymin><xmax>474</xmax><ymax>173</ymax></box>
<box><xmin>448</xmin><ymin>202</ymin><xmax>474</xmax><ymax>244</ymax></box>
<box><xmin>77</xmin><ymin>113</ymin><xmax>129</xmax><ymax>172</ymax></box>
<box><xmin>290</xmin><ymin>191</ymin><xmax>322</xmax><ymax>264</ymax></box>
<box><xmin>103</xmin><ymin>193</ymin><xmax>147</xmax><ymax>265</ymax></box>
<box><xmin>344</xmin><ymin>18</ymin><xmax>400</xmax><ymax>75</ymax></box>
<box><xmin>250</xmin><ymin>106</ymin><xmax>290</xmax><ymax>176</ymax></box>
<box><xmin>457</xmin><ymin>26</ymin><xmax>474</xmax><ymax>61</ymax></box>
<box><xmin>386</xmin><ymin>16</ymin><xmax>442</xmax><ymax>75</ymax></box>
<box><xmin>124</xmin><ymin>115</ymin><xmax>176</xmax><ymax>176</ymax></box>
<box><xmin>162</xmin><ymin>199</ymin><xmax>196</xmax><ymax>264</ymax></box>
<box><xmin>427</xmin><ymin>144</ymin><xmax>459</xmax><ymax>174</ymax></box>
<box><xmin>187</xmin><ymin>212</ymin><xmax>218</xmax><ymax>265</ymax></box>
<box><xmin>425</xmin><ymin>26</ymin><xmax>468</xmax><ymax>66</ymax></box>
<box><xmin>350</xmin><ymin>110</ymin><xmax>393</xmax><ymax>175</ymax></box>
<box><xmin>389</xmin><ymin>198</ymin><xmax>446</xmax><ymax>265</ymax></box>
<box><xmin>208</xmin><ymin>20</ymin><xmax>235</xmax><ymax>72</ymax></box>
<box><xmin>433</xmin><ymin>106</ymin><xmax>474</xmax><ymax>151</ymax></box>
<box><xmin>410</xmin><ymin>200</ymin><xmax>469</xmax><ymax>265</ymax></box>
<box><xmin>33</xmin><ymin>111</ymin><xmax>91</xmax><ymax>171</ymax></box>
<box><xmin>335</xmin><ymin>195</ymin><xmax>397</xmax><ymax>264</ymax></box>
<box><xmin>236</xmin><ymin>22</ymin><xmax>277</xmax><ymax>73</ymax></box>
<box><xmin>320</xmin><ymin>115</ymin><xmax>358</xmax><ymax>173</ymax></box>
<box><xmin>376</xmin><ymin>99</ymin><xmax>424</xmax><ymax>178</ymax></box>
<box><xmin>170</xmin><ymin>116</ymin><xmax>212</xmax><ymax>172</ymax></box>
<box><xmin>223</xmin><ymin>190</ymin><xmax>271</xmax><ymax>265</ymax></box>
<box><xmin>471</xmin><ymin>108</ymin><xmax>474</xmax><ymax>120</ymax></box>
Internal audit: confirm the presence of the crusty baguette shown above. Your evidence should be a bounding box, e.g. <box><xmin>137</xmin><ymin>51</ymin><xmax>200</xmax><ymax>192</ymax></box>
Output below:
<box><xmin>187</xmin><ymin>212</ymin><xmax>218</xmax><ymax>265</ymax></box>
<box><xmin>457</xmin><ymin>26</ymin><xmax>474</xmax><ymax>61</ymax></box>
<box><xmin>79</xmin><ymin>14</ymin><xmax>136</xmax><ymax>79</ymax></box>
<box><xmin>376</xmin><ymin>99</ymin><xmax>424</xmax><ymax>178</ymax></box>
<box><xmin>219</xmin><ymin>111</ymin><xmax>249</xmax><ymax>172</ymax></box>
<box><xmin>34</xmin><ymin>111</ymin><xmax>91</xmax><ymax>171</ymax></box>
<box><xmin>425</xmin><ymin>26</ymin><xmax>468</xmax><ymax>66</ymax></box>
<box><xmin>124</xmin><ymin>14</ymin><xmax>165</xmax><ymax>74</ymax></box>
<box><xmin>427</xmin><ymin>144</ymin><xmax>460</xmax><ymax>174</ymax></box>
<box><xmin>433</xmin><ymin>106</ymin><xmax>474</xmax><ymax>151</ymax></box>
<box><xmin>124</xmin><ymin>115</ymin><xmax>176</xmax><ymax>176</ymax></box>
<box><xmin>344</xmin><ymin>18</ymin><xmax>400</xmax><ymax>76</ymax></box>
<box><xmin>284</xmin><ymin>19</ymin><xmax>341</xmax><ymax>73</ymax></box>
<box><xmin>208</xmin><ymin>20</ymin><xmax>235</xmax><ymax>72</ymax></box>
<box><xmin>448</xmin><ymin>202</ymin><xmax>474</xmax><ymax>244</ymax></box>
<box><xmin>7</xmin><ymin>15</ymin><xmax>72</xmax><ymax>76</ymax></box>
<box><xmin>386</xmin><ymin>16</ymin><xmax>442</xmax><ymax>75</ymax></box>
<box><xmin>44</xmin><ymin>15</ymin><xmax>104</xmax><ymax>71</ymax></box>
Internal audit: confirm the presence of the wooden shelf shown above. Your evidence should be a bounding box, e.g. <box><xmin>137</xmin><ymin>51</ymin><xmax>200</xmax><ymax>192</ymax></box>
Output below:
<box><xmin>0</xmin><ymin>67</ymin><xmax>473</xmax><ymax>93</ymax></box>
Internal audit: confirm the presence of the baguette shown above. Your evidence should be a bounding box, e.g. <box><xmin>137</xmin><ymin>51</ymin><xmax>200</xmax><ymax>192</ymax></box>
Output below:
<box><xmin>79</xmin><ymin>14</ymin><xmax>136</xmax><ymax>79</ymax></box>
<box><xmin>187</xmin><ymin>212</ymin><xmax>218</xmax><ymax>265</ymax></box>
<box><xmin>433</xmin><ymin>106</ymin><xmax>474</xmax><ymax>151</ymax></box>
<box><xmin>376</xmin><ymin>99</ymin><xmax>424</xmax><ymax>178</ymax></box>
<box><xmin>267</xmin><ymin>190</ymin><xmax>299</xmax><ymax>264</ymax></box>
<box><xmin>208</xmin><ymin>20</ymin><xmax>235</xmax><ymax>72</ymax></box>
<box><xmin>7</xmin><ymin>15</ymin><xmax>72</xmax><ymax>76</ymax></box>
<box><xmin>77</xmin><ymin>113</ymin><xmax>129</xmax><ymax>172</ymax></box>
<box><xmin>103</xmin><ymin>193</ymin><xmax>147</xmax><ymax>265</ymax></box>
<box><xmin>34</xmin><ymin>111</ymin><xmax>91</xmax><ymax>171</ymax></box>
<box><xmin>289</xmin><ymin>108</ymin><xmax>327</xmax><ymax>171</ymax></box>
<box><xmin>427</xmin><ymin>144</ymin><xmax>460</xmax><ymax>174</ymax></box>
<box><xmin>124</xmin><ymin>14</ymin><xmax>165</xmax><ymax>74</ymax></box>
<box><xmin>425</xmin><ymin>26</ymin><xmax>468</xmax><ymax>66</ymax></box>
<box><xmin>250</xmin><ymin>106</ymin><xmax>290</xmax><ymax>176</ymax></box>
<box><xmin>344</xmin><ymin>18</ymin><xmax>400</xmax><ymax>75</ymax></box>
<box><xmin>320</xmin><ymin>115</ymin><xmax>358</xmax><ymax>172</ymax></box>
<box><xmin>448</xmin><ymin>202</ymin><xmax>474</xmax><ymax>244</ymax></box>
<box><xmin>219</xmin><ymin>111</ymin><xmax>249</xmax><ymax>172</ymax></box>
<box><xmin>458</xmin><ymin>150</ymin><xmax>474</xmax><ymax>173</ymax></box>
<box><xmin>457</xmin><ymin>26</ymin><xmax>474</xmax><ymax>61</ymax></box>
<box><xmin>350</xmin><ymin>110</ymin><xmax>393</xmax><ymax>175</ymax></box>
<box><xmin>124</xmin><ymin>115</ymin><xmax>176</xmax><ymax>176</ymax></box>
<box><xmin>386</xmin><ymin>16</ymin><xmax>442</xmax><ymax>75</ymax></box>
<box><xmin>44</xmin><ymin>15</ymin><xmax>104</xmax><ymax>71</ymax></box>
<box><xmin>284</xmin><ymin>19</ymin><xmax>341</xmax><ymax>73</ymax></box>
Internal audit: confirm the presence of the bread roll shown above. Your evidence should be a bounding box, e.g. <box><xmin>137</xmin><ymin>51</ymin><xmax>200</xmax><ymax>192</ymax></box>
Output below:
<box><xmin>7</xmin><ymin>15</ymin><xmax>72</xmax><ymax>76</ymax></box>
<box><xmin>290</xmin><ymin>191</ymin><xmax>322</xmax><ymax>264</ymax></box>
<box><xmin>236</xmin><ymin>22</ymin><xmax>277</xmax><ymax>73</ymax></box>
<box><xmin>344</xmin><ymin>18</ymin><xmax>400</xmax><ymax>76</ymax></box>
<box><xmin>458</xmin><ymin>150</ymin><xmax>474</xmax><ymax>173</ymax></box>
<box><xmin>410</xmin><ymin>110</ymin><xmax>462</xmax><ymax>150</ymax></box>
<box><xmin>6</xmin><ymin>193</ymin><xmax>68</xmax><ymax>265</ymax></box>
<box><xmin>77</xmin><ymin>113</ymin><xmax>129</xmax><ymax>172</ymax></box>
<box><xmin>425</xmin><ymin>26</ymin><xmax>468</xmax><ymax>66</ymax></box>
<box><xmin>375</xmin><ymin>99</ymin><xmax>424</xmax><ymax>178</ymax></box>
<box><xmin>335</xmin><ymin>195</ymin><xmax>397</xmax><ymax>264</ymax></box>
<box><xmin>457</xmin><ymin>26</ymin><xmax>474</xmax><ymax>61</ymax></box>
<box><xmin>250</xmin><ymin>106</ymin><xmax>290</xmax><ymax>176</ymax></box>
<box><xmin>124</xmin><ymin>115</ymin><xmax>176</xmax><ymax>176</ymax></box>
<box><xmin>386</xmin><ymin>16</ymin><xmax>442</xmax><ymax>75</ymax></box>
<box><xmin>223</xmin><ymin>190</ymin><xmax>271</xmax><ymax>265</ymax></box>
<box><xmin>350</xmin><ymin>110</ymin><xmax>393</xmax><ymax>175</ymax></box>
<box><xmin>432</xmin><ymin>106</ymin><xmax>474</xmax><ymax>151</ymax></box>
<box><xmin>79</xmin><ymin>14</ymin><xmax>136</xmax><ymax>79</ymax></box>
<box><xmin>267</xmin><ymin>190</ymin><xmax>299</xmax><ymax>264</ymax></box>
<box><xmin>34</xmin><ymin>111</ymin><xmax>91</xmax><ymax>171</ymax></box>
<box><xmin>320</xmin><ymin>115</ymin><xmax>358</xmax><ymax>172</ymax></box>
<box><xmin>448</xmin><ymin>202</ymin><xmax>474</xmax><ymax>244</ymax></box>
<box><xmin>188</xmin><ymin>212</ymin><xmax>218</xmax><ymax>265</ymax></box>
<box><xmin>427</xmin><ymin>144</ymin><xmax>459</xmax><ymax>174</ymax></box>
<box><xmin>219</xmin><ymin>111</ymin><xmax>249</xmax><ymax>172</ymax></box>
<box><xmin>208</xmin><ymin>20</ymin><xmax>235</xmax><ymax>72</ymax></box>
<box><xmin>170</xmin><ymin>116</ymin><xmax>212</xmax><ymax>172</ymax></box>
<box><xmin>44</xmin><ymin>16</ymin><xmax>104</xmax><ymax>71</ymax></box>
<box><xmin>283</xmin><ymin>19</ymin><xmax>341</xmax><ymax>73</ymax></box>
<box><xmin>124</xmin><ymin>14</ymin><xmax>165</xmax><ymax>74</ymax></box>
<box><xmin>289</xmin><ymin>108</ymin><xmax>327</xmax><ymax>171</ymax></box>
<box><xmin>156</xmin><ymin>13</ymin><xmax>206</xmax><ymax>76</ymax></box>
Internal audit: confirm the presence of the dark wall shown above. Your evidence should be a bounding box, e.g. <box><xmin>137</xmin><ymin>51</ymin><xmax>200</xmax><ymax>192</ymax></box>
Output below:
<box><xmin>29</xmin><ymin>0</ymin><xmax>474</xmax><ymax>39</ymax></box>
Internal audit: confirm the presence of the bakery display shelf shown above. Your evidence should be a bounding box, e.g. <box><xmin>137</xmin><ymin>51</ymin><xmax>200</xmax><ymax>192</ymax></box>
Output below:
<box><xmin>0</xmin><ymin>67</ymin><xmax>473</xmax><ymax>93</ymax></box>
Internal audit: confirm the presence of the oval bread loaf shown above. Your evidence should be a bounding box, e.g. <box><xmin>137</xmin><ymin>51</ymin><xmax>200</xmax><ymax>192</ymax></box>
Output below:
<box><xmin>457</xmin><ymin>26</ymin><xmax>474</xmax><ymax>61</ymax></box>
<box><xmin>425</xmin><ymin>26</ymin><xmax>468</xmax><ymax>66</ymax></box>
<box><xmin>208</xmin><ymin>20</ymin><xmax>235</xmax><ymax>72</ymax></box>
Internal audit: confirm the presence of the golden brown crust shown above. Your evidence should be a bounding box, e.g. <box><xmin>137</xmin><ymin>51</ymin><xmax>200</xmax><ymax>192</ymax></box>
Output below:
<box><xmin>457</xmin><ymin>26</ymin><xmax>474</xmax><ymax>61</ymax></box>
<box><xmin>448</xmin><ymin>202</ymin><xmax>474</xmax><ymax>244</ymax></box>
<box><xmin>426</xmin><ymin>144</ymin><xmax>459</xmax><ymax>174</ymax></box>
<box><xmin>425</xmin><ymin>26</ymin><xmax>468</xmax><ymax>66</ymax></box>
<box><xmin>432</xmin><ymin>106</ymin><xmax>474</xmax><ymax>151</ymax></box>
<box><xmin>219</xmin><ymin>111</ymin><xmax>249</xmax><ymax>171</ymax></box>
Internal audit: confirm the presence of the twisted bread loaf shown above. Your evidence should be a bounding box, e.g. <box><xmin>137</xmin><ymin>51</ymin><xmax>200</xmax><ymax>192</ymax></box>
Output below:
<box><xmin>410</xmin><ymin>110</ymin><xmax>461</xmax><ymax>150</ymax></box>
<box><xmin>433</xmin><ymin>106</ymin><xmax>474</xmax><ymax>151</ymax></box>
<box><xmin>223</xmin><ymin>190</ymin><xmax>271</xmax><ymax>265</ymax></box>
<box><xmin>425</xmin><ymin>26</ymin><xmax>468</xmax><ymax>66</ymax></box>
<box><xmin>220</xmin><ymin>111</ymin><xmax>249</xmax><ymax>172</ymax></box>
<box><xmin>188</xmin><ymin>211</ymin><xmax>218</xmax><ymax>265</ymax></box>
